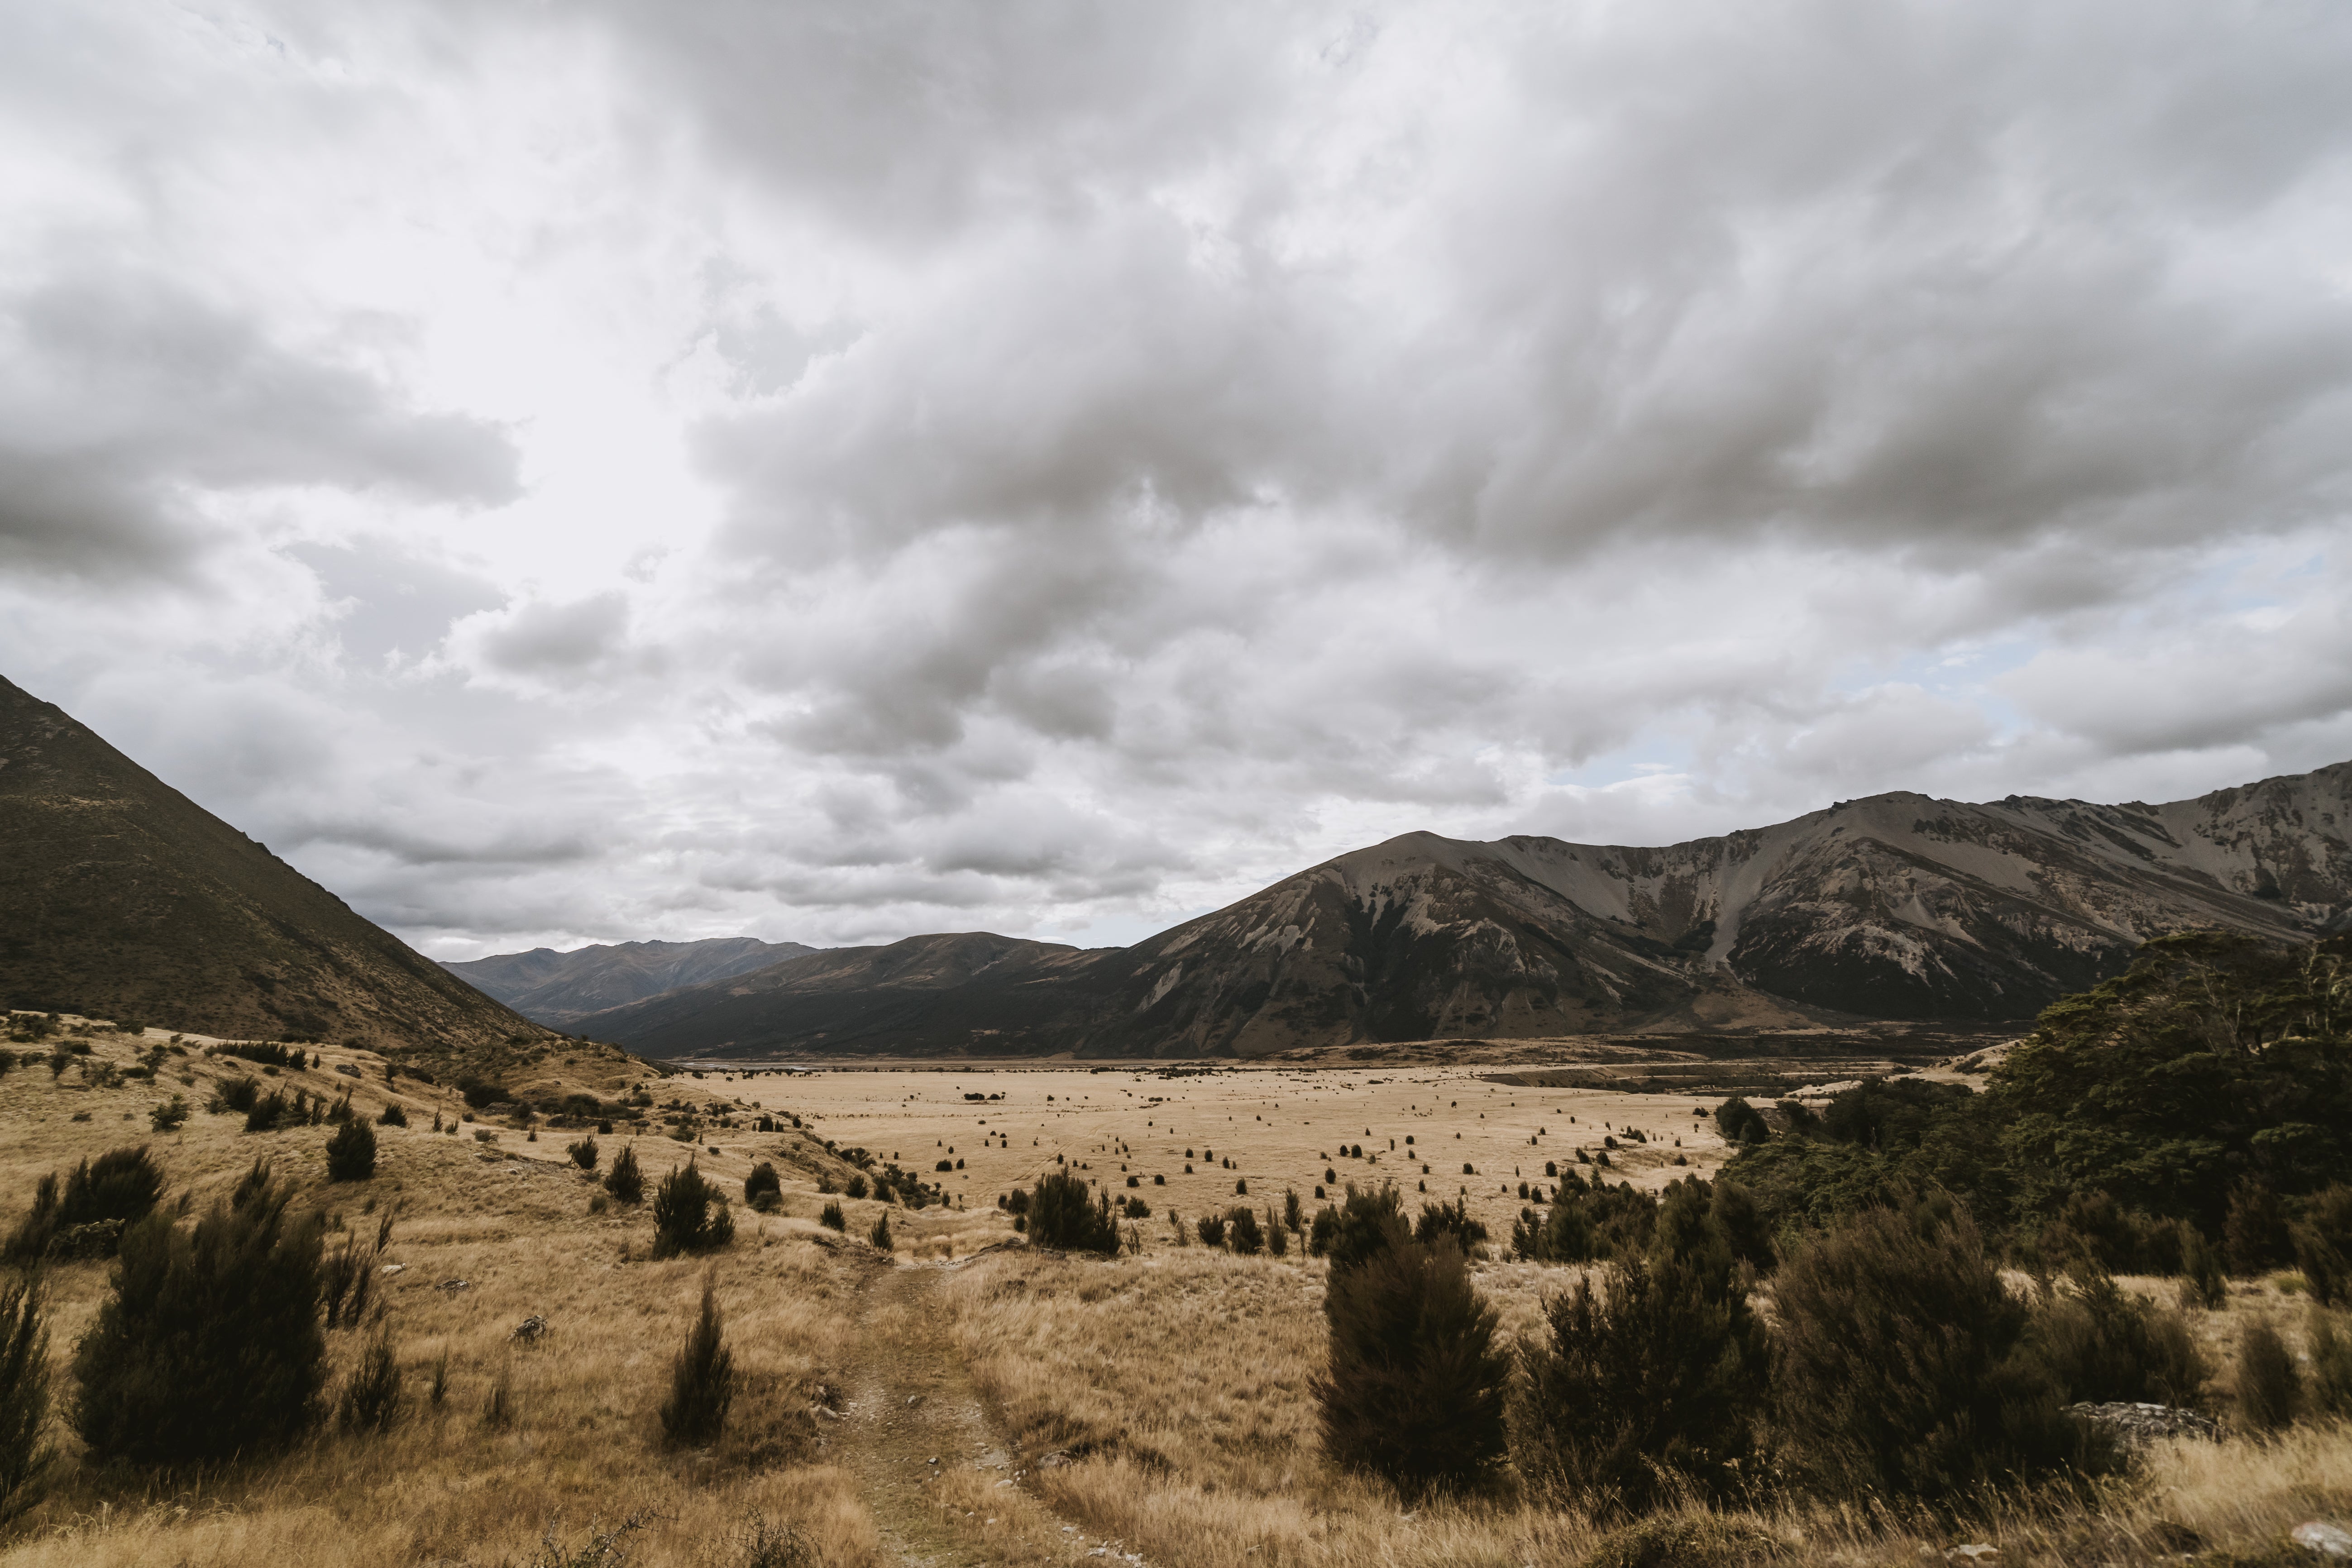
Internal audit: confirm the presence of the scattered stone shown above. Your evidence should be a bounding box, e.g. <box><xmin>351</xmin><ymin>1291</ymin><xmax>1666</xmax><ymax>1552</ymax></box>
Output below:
<box><xmin>2065</xmin><ymin>1401</ymin><xmax>2220</xmax><ymax>1447</ymax></box>
<box><xmin>509</xmin><ymin>1314</ymin><xmax>550</xmax><ymax>1344</ymax></box>
<box><xmin>906</xmin><ymin>1394</ymin><xmax>923</xmax><ymax>1406</ymax></box>
<box><xmin>2293</xmin><ymin>1522</ymin><xmax>2352</xmax><ymax>1558</ymax></box>
<box><xmin>378</xmin><ymin>1262</ymin><xmax>406</xmax><ymax>1277</ymax></box>
<box><xmin>1946</xmin><ymin>1548</ymin><xmax>1997</xmax><ymax>1563</ymax></box>
<box><xmin>1039</xmin><ymin>1449</ymin><xmax>1071</xmax><ymax>1468</ymax></box>
<box><xmin>437</xmin><ymin>1278</ymin><xmax>470</xmax><ymax>1291</ymax></box>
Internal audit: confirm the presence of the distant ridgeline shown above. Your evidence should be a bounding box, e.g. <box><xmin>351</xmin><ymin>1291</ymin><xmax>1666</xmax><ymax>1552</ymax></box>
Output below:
<box><xmin>1520</xmin><ymin>931</ymin><xmax>2352</xmax><ymax>1272</ymax></box>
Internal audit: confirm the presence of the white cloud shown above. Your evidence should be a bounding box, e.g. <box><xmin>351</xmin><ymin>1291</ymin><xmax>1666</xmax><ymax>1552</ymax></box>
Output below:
<box><xmin>4</xmin><ymin>0</ymin><xmax>2352</xmax><ymax>959</ymax></box>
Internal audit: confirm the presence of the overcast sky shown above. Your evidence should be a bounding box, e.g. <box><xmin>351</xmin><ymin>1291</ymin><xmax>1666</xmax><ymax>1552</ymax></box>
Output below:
<box><xmin>6</xmin><ymin>1</ymin><xmax>2352</xmax><ymax>960</ymax></box>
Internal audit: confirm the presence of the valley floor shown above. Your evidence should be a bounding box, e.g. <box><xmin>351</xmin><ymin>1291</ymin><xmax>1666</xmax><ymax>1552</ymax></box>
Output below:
<box><xmin>2</xmin><ymin>1026</ymin><xmax>2347</xmax><ymax>1567</ymax></box>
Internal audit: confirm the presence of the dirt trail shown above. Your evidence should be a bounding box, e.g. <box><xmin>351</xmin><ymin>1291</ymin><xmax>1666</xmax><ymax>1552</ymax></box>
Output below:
<box><xmin>829</xmin><ymin>1257</ymin><xmax>1044</xmax><ymax>1567</ymax></box>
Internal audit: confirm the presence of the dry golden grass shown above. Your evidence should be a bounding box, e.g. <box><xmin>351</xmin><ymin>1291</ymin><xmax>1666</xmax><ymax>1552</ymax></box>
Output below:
<box><xmin>5</xmin><ymin>1023</ymin><xmax>2351</xmax><ymax>1567</ymax></box>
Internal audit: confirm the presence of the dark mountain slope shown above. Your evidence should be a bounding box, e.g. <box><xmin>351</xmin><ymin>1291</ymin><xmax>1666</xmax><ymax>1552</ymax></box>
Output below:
<box><xmin>444</xmin><ymin>936</ymin><xmax>815</xmax><ymax>1026</ymax></box>
<box><xmin>0</xmin><ymin>673</ymin><xmax>556</xmax><ymax>1071</ymax></box>
<box><xmin>578</xmin><ymin>764</ymin><xmax>2352</xmax><ymax>1060</ymax></box>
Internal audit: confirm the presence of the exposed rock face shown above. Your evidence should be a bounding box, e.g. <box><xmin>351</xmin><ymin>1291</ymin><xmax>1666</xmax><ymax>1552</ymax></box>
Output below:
<box><xmin>0</xmin><ymin>673</ymin><xmax>550</xmax><ymax>1067</ymax></box>
<box><xmin>581</xmin><ymin>765</ymin><xmax>2352</xmax><ymax>1059</ymax></box>
<box><xmin>444</xmin><ymin>937</ymin><xmax>817</xmax><ymax>1026</ymax></box>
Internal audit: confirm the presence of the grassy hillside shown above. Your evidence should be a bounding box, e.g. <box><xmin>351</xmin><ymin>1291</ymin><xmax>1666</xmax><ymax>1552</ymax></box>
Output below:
<box><xmin>0</xmin><ymin>674</ymin><xmax>560</xmax><ymax>1076</ymax></box>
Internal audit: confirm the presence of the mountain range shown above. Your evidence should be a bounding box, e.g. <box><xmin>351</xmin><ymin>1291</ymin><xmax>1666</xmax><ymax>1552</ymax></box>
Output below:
<box><xmin>568</xmin><ymin>767</ymin><xmax>2352</xmax><ymax>1059</ymax></box>
<box><xmin>443</xmin><ymin>937</ymin><xmax>815</xmax><ymax>1026</ymax></box>
<box><xmin>0</xmin><ymin>674</ymin><xmax>554</xmax><ymax>1071</ymax></box>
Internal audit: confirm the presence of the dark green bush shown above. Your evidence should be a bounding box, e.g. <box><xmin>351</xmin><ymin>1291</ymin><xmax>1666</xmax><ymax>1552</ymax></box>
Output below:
<box><xmin>603</xmin><ymin>1143</ymin><xmax>645</xmax><ymax>1205</ymax></box>
<box><xmin>5</xmin><ymin>1146</ymin><xmax>167</xmax><ymax>1263</ymax></box>
<box><xmin>650</xmin><ymin>1162</ymin><xmax>735</xmax><ymax>1258</ymax></box>
<box><xmin>1510</xmin><ymin>1173</ymin><xmax>1661</xmax><ymax>1264</ymax></box>
<box><xmin>2025</xmin><ymin>1269</ymin><xmax>2208</xmax><ymax>1408</ymax></box>
<box><xmin>1314</xmin><ymin>1216</ymin><xmax>1509</xmax><ymax>1498</ymax></box>
<box><xmin>0</xmin><ymin>1275</ymin><xmax>51</xmax><ymax>1524</ymax></box>
<box><xmin>2290</xmin><ymin>1185</ymin><xmax>2352</xmax><ymax>1307</ymax></box>
<box><xmin>1514</xmin><ymin>1251</ymin><xmax>1768</xmax><ymax>1515</ymax></box>
<box><xmin>1194</xmin><ymin>1213</ymin><xmax>1227</xmax><ymax>1248</ymax></box>
<box><xmin>1772</xmin><ymin>1198</ymin><xmax>2092</xmax><ymax>1502</ymax></box>
<box><xmin>72</xmin><ymin>1164</ymin><xmax>327</xmax><ymax>1464</ymax></box>
<box><xmin>325</xmin><ymin>1118</ymin><xmax>377</xmax><ymax>1182</ymax></box>
<box><xmin>658</xmin><ymin>1276</ymin><xmax>733</xmax><ymax>1448</ymax></box>
<box><xmin>2235</xmin><ymin>1317</ymin><xmax>2299</xmax><ymax>1433</ymax></box>
<box><xmin>1415</xmin><ymin>1198</ymin><xmax>1488</xmax><ymax>1253</ymax></box>
<box><xmin>2180</xmin><ymin>1223</ymin><xmax>2228</xmax><ymax>1310</ymax></box>
<box><xmin>819</xmin><ymin>1202</ymin><xmax>846</xmax><ymax>1233</ymax></box>
<box><xmin>1027</xmin><ymin>1170</ymin><xmax>1120</xmax><ymax>1255</ymax></box>
<box><xmin>377</xmin><ymin>1101</ymin><xmax>407</xmax><ymax>1128</ymax></box>
<box><xmin>569</xmin><ymin>1135</ymin><xmax>601</xmax><ymax>1171</ymax></box>
<box><xmin>743</xmin><ymin>1162</ymin><xmax>781</xmax><ymax>1212</ymax></box>
<box><xmin>1229</xmin><ymin>1207</ymin><xmax>1264</xmax><ymax>1255</ymax></box>
<box><xmin>244</xmin><ymin>1089</ymin><xmax>291</xmax><ymax>1133</ymax></box>
<box><xmin>2310</xmin><ymin>1307</ymin><xmax>2352</xmax><ymax>1419</ymax></box>
<box><xmin>1325</xmin><ymin>1185</ymin><xmax>1406</xmax><ymax>1270</ymax></box>
<box><xmin>869</xmin><ymin>1213</ymin><xmax>893</xmax><ymax>1251</ymax></box>
<box><xmin>1714</xmin><ymin>1097</ymin><xmax>1769</xmax><ymax>1145</ymax></box>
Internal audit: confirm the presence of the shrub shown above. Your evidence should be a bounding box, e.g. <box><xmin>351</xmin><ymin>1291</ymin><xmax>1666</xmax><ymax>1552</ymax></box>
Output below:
<box><xmin>1415</xmin><ymin>1198</ymin><xmax>1489</xmax><ymax>1254</ymax></box>
<box><xmin>819</xmin><ymin>1202</ymin><xmax>846</xmax><ymax>1233</ymax></box>
<box><xmin>1229</xmin><ymin>1207</ymin><xmax>1264</xmax><ymax>1255</ymax></box>
<box><xmin>1327</xmin><ymin>1185</ymin><xmax>1407</xmax><ymax>1269</ymax></box>
<box><xmin>377</xmin><ymin>1101</ymin><xmax>408</xmax><ymax>1128</ymax></box>
<box><xmin>2026</xmin><ymin>1270</ymin><xmax>2208</xmax><ymax>1408</ymax></box>
<box><xmin>2226</xmin><ymin>1180</ymin><xmax>2291</xmax><ymax>1276</ymax></box>
<box><xmin>339</xmin><ymin>1323</ymin><xmax>403</xmax><ymax>1432</ymax></box>
<box><xmin>565</xmin><ymin>1135</ymin><xmax>600</xmax><ymax>1171</ymax></box>
<box><xmin>0</xmin><ymin>1276</ymin><xmax>51</xmax><ymax>1525</ymax></box>
<box><xmin>844</xmin><ymin>1174</ymin><xmax>870</xmax><ymax>1200</ymax></box>
<box><xmin>244</xmin><ymin>1089</ymin><xmax>291</xmax><ymax>1133</ymax></box>
<box><xmin>604</xmin><ymin>1144</ymin><xmax>645</xmax><ymax>1205</ymax></box>
<box><xmin>1514</xmin><ymin>1252</ymin><xmax>1769</xmax><ymax>1515</ymax></box>
<box><xmin>72</xmin><ymin>1164</ymin><xmax>328</xmax><ymax>1463</ymax></box>
<box><xmin>1027</xmin><ymin>1170</ymin><xmax>1120</xmax><ymax>1255</ymax></box>
<box><xmin>210</xmin><ymin>1076</ymin><xmax>260</xmax><ymax>1115</ymax></box>
<box><xmin>1714</xmin><ymin>1097</ymin><xmax>1769</xmax><ymax>1145</ymax></box>
<box><xmin>870</xmin><ymin>1214</ymin><xmax>894</xmax><ymax>1251</ymax></box>
<box><xmin>2180</xmin><ymin>1223</ymin><xmax>2228</xmax><ymax>1310</ymax></box>
<box><xmin>1308</xmin><ymin>1206</ymin><xmax>1338</xmax><ymax>1257</ymax></box>
<box><xmin>651</xmin><ymin>1162</ymin><xmax>734</xmax><ymax>1258</ymax></box>
<box><xmin>325</xmin><ymin>1118</ymin><xmax>377</xmax><ymax>1181</ymax></box>
<box><xmin>2290</xmin><ymin>1185</ymin><xmax>2352</xmax><ymax>1307</ymax></box>
<box><xmin>150</xmin><ymin>1095</ymin><xmax>189</xmax><ymax>1133</ymax></box>
<box><xmin>2309</xmin><ymin>1307</ymin><xmax>2352</xmax><ymax>1419</ymax></box>
<box><xmin>5</xmin><ymin>1146</ymin><xmax>167</xmax><ymax>1263</ymax></box>
<box><xmin>1772</xmin><ymin>1198</ymin><xmax>2090</xmax><ymax>1502</ymax></box>
<box><xmin>1576</xmin><ymin>1514</ymin><xmax>1783</xmax><ymax>1568</ymax></box>
<box><xmin>1315</xmin><ymin>1222</ymin><xmax>1510</xmax><ymax>1497</ymax></box>
<box><xmin>2235</xmin><ymin>1317</ymin><xmax>2299</xmax><ymax>1432</ymax></box>
<box><xmin>659</xmin><ymin>1276</ymin><xmax>734</xmax><ymax>1448</ymax></box>
<box><xmin>1195</xmin><ymin>1213</ymin><xmax>1227</xmax><ymax>1248</ymax></box>
<box><xmin>457</xmin><ymin>1077</ymin><xmax>507</xmax><ymax>1110</ymax></box>
<box><xmin>743</xmin><ymin>1162</ymin><xmax>781</xmax><ymax>1212</ymax></box>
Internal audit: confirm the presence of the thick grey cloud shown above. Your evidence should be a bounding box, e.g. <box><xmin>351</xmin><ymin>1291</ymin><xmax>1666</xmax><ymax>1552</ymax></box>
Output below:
<box><xmin>5</xmin><ymin>0</ymin><xmax>2352</xmax><ymax>959</ymax></box>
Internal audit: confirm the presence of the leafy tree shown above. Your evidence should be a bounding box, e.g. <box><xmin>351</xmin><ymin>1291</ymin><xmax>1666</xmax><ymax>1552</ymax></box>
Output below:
<box><xmin>1713</xmin><ymin>1097</ymin><xmax>1769</xmax><ymax>1145</ymax></box>
<box><xmin>72</xmin><ymin>1165</ymin><xmax>328</xmax><ymax>1464</ymax></box>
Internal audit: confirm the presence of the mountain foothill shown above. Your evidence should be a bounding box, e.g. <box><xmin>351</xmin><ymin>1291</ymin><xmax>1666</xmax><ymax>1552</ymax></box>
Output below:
<box><xmin>4</xmin><ymin>670</ymin><xmax>2347</xmax><ymax>1067</ymax></box>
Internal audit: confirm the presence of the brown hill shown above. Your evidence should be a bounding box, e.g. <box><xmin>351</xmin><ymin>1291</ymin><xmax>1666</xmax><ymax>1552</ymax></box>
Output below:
<box><xmin>443</xmin><ymin>936</ymin><xmax>818</xmax><ymax>1026</ymax></box>
<box><xmin>0</xmin><ymin>673</ymin><xmax>564</xmax><ymax>1076</ymax></box>
<box><xmin>579</xmin><ymin>765</ymin><xmax>2352</xmax><ymax>1059</ymax></box>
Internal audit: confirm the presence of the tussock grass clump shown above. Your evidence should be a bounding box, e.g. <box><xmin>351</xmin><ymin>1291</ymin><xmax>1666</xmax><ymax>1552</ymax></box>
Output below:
<box><xmin>0</xmin><ymin>1274</ymin><xmax>52</xmax><ymax>1525</ymax></box>
<box><xmin>71</xmin><ymin>1161</ymin><xmax>328</xmax><ymax>1465</ymax></box>
<box><xmin>1314</xmin><ymin>1200</ymin><xmax>1509</xmax><ymax>1497</ymax></box>
<box><xmin>660</xmin><ymin>1275</ymin><xmax>735</xmax><ymax>1449</ymax></box>
<box><xmin>339</xmin><ymin>1322</ymin><xmax>403</xmax><ymax>1432</ymax></box>
<box><xmin>2291</xmin><ymin>1184</ymin><xmax>2352</xmax><ymax>1306</ymax></box>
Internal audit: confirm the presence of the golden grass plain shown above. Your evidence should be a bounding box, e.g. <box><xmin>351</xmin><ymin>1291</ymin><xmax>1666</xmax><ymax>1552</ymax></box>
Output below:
<box><xmin>2</xmin><ymin>1021</ymin><xmax>2347</xmax><ymax>1568</ymax></box>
